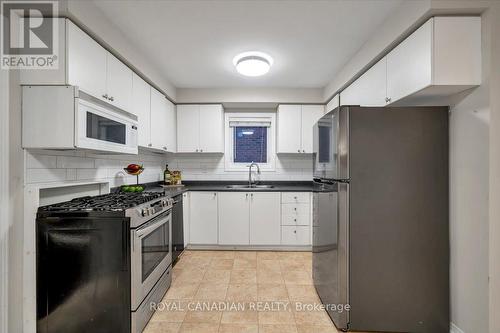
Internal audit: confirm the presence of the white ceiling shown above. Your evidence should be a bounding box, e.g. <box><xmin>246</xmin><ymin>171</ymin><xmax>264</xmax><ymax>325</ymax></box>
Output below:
<box><xmin>93</xmin><ymin>0</ymin><xmax>403</xmax><ymax>89</ymax></box>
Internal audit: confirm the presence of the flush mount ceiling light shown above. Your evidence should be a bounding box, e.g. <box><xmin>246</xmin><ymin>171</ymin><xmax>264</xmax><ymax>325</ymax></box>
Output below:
<box><xmin>233</xmin><ymin>51</ymin><xmax>273</xmax><ymax>77</ymax></box>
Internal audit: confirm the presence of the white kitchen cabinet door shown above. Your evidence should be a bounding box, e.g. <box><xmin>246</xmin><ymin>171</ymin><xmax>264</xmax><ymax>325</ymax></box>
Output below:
<box><xmin>106</xmin><ymin>53</ymin><xmax>133</xmax><ymax>112</ymax></box>
<box><xmin>249</xmin><ymin>192</ymin><xmax>281</xmax><ymax>245</ymax></box>
<box><xmin>67</xmin><ymin>21</ymin><xmax>107</xmax><ymax>101</ymax></box>
<box><xmin>165</xmin><ymin>99</ymin><xmax>177</xmax><ymax>153</ymax></box>
<box><xmin>386</xmin><ymin>19</ymin><xmax>432</xmax><ymax>104</ymax></box>
<box><xmin>176</xmin><ymin>105</ymin><xmax>200</xmax><ymax>152</ymax></box>
<box><xmin>182</xmin><ymin>192</ymin><xmax>190</xmax><ymax>246</ymax></box>
<box><xmin>150</xmin><ymin>88</ymin><xmax>169</xmax><ymax>151</ymax></box>
<box><xmin>301</xmin><ymin>105</ymin><xmax>325</xmax><ymax>153</ymax></box>
<box><xmin>341</xmin><ymin>58</ymin><xmax>387</xmax><ymax>107</ymax></box>
<box><xmin>132</xmin><ymin>73</ymin><xmax>151</xmax><ymax>147</ymax></box>
<box><xmin>199</xmin><ymin>104</ymin><xmax>224</xmax><ymax>153</ymax></box>
<box><xmin>189</xmin><ymin>192</ymin><xmax>218</xmax><ymax>245</ymax></box>
<box><xmin>218</xmin><ymin>192</ymin><xmax>250</xmax><ymax>245</ymax></box>
<box><xmin>281</xmin><ymin>226</ymin><xmax>310</xmax><ymax>246</ymax></box>
<box><xmin>277</xmin><ymin>105</ymin><xmax>302</xmax><ymax>153</ymax></box>
<box><xmin>326</xmin><ymin>94</ymin><xmax>339</xmax><ymax>114</ymax></box>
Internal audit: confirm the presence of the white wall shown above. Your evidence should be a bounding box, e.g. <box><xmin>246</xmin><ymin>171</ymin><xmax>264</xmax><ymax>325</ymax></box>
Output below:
<box><xmin>176</xmin><ymin>87</ymin><xmax>323</xmax><ymax>104</ymax></box>
<box><xmin>25</xmin><ymin>149</ymin><xmax>168</xmax><ymax>188</ymax></box>
<box><xmin>449</xmin><ymin>88</ymin><xmax>490</xmax><ymax>333</ymax></box>
<box><xmin>168</xmin><ymin>154</ymin><xmax>313</xmax><ymax>181</ymax></box>
<box><xmin>1</xmin><ymin>55</ymin><xmax>10</xmax><ymax>333</ymax></box>
<box><xmin>487</xmin><ymin>3</ymin><xmax>500</xmax><ymax>333</ymax></box>
<box><xmin>60</xmin><ymin>0</ymin><xmax>177</xmax><ymax>101</ymax></box>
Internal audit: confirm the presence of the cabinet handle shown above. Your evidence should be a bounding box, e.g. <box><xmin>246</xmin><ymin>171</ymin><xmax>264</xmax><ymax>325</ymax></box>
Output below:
<box><xmin>302</xmin><ymin>150</ymin><xmax>305</xmax><ymax>153</ymax></box>
<box><xmin>163</xmin><ymin>146</ymin><xmax>167</xmax><ymax>150</ymax></box>
<box><xmin>294</xmin><ymin>207</ymin><xmax>297</xmax><ymax>211</ymax></box>
<box><xmin>213</xmin><ymin>193</ymin><xmax>217</xmax><ymax>197</ymax></box>
<box><xmin>251</xmin><ymin>193</ymin><xmax>253</xmax><ymax>198</ymax></box>
<box><xmin>385</xmin><ymin>97</ymin><xmax>392</xmax><ymax>103</ymax></box>
<box><xmin>102</xmin><ymin>94</ymin><xmax>109</xmax><ymax>100</ymax></box>
<box><xmin>297</xmin><ymin>149</ymin><xmax>301</xmax><ymax>153</ymax></box>
<box><xmin>246</xmin><ymin>193</ymin><xmax>248</xmax><ymax>198</ymax></box>
<box><xmin>109</xmin><ymin>96</ymin><xmax>114</xmax><ymax>101</ymax></box>
<box><xmin>294</xmin><ymin>218</ymin><xmax>297</xmax><ymax>222</ymax></box>
<box><xmin>196</xmin><ymin>149</ymin><xmax>199</xmax><ymax>152</ymax></box>
<box><xmin>293</xmin><ymin>230</ymin><xmax>297</xmax><ymax>234</ymax></box>
<box><xmin>200</xmin><ymin>149</ymin><xmax>203</xmax><ymax>152</ymax></box>
<box><xmin>294</xmin><ymin>196</ymin><xmax>297</xmax><ymax>199</ymax></box>
<box><xmin>148</xmin><ymin>143</ymin><xmax>152</xmax><ymax>147</ymax></box>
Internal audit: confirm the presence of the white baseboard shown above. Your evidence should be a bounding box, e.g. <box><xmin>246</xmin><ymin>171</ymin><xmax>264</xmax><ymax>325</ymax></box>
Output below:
<box><xmin>451</xmin><ymin>322</ymin><xmax>465</xmax><ymax>333</ymax></box>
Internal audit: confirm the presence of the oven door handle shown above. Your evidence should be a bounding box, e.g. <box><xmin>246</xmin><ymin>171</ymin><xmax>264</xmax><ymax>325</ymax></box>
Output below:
<box><xmin>136</xmin><ymin>212</ymin><xmax>170</xmax><ymax>238</ymax></box>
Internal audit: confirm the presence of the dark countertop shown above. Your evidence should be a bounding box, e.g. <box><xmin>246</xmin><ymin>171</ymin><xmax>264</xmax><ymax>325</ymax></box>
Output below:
<box><xmin>181</xmin><ymin>181</ymin><xmax>315</xmax><ymax>192</ymax></box>
<box><xmin>115</xmin><ymin>181</ymin><xmax>316</xmax><ymax>198</ymax></box>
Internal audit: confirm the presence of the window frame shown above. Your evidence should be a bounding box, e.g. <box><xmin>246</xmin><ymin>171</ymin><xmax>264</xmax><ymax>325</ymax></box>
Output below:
<box><xmin>224</xmin><ymin>112</ymin><xmax>276</xmax><ymax>171</ymax></box>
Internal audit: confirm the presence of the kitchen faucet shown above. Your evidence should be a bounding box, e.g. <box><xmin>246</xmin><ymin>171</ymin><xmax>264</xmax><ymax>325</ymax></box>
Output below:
<box><xmin>248</xmin><ymin>162</ymin><xmax>261</xmax><ymax>187</ymax></box>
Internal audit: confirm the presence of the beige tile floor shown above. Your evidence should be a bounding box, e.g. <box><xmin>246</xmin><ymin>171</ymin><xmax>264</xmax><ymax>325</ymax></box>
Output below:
<box><xmin>144</xmin><ymin>250</ymin><xmax>340</xmax><ymax>333</ymax></box>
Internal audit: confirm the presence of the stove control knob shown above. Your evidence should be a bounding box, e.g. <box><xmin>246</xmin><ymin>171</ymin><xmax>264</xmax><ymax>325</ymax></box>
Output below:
<box><xmin>141</xmin><ymin>208</ymin><xmax>149</xmax><ymax>217</ymax></box>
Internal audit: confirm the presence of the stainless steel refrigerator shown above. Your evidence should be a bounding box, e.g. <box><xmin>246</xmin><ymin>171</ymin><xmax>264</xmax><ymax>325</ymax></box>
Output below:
<box><xmin>312</xmin><ymin>106</ymin><xmax>449</xmax><ymax>332</ymax></box>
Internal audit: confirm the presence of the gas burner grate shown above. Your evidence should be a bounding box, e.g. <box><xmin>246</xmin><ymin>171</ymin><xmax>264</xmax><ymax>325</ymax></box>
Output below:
<box><xmin>40</xmin><ymin>192</ymin><xmax>165</xmax><ymax>212</ymax></box>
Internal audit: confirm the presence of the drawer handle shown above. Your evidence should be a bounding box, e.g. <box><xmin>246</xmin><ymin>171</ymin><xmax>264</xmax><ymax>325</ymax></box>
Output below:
<box><xmin>294</xmin><ymin>207</ymin><xmax>297</xmax><ymax>211</ymax></box>
<box><xmin>294</xmin><ymin>196</ymin><xmax>297</xmax><ymax>199</ymax></box>
<box><xmin>294</xmin><ymin>218</ymin><xmax>297</xmax><ymax>222</ymax></box>
<box><xmin>293</xmin><ymin>230</ymin><xmax>297</xmax><ymax>234</ymax></box>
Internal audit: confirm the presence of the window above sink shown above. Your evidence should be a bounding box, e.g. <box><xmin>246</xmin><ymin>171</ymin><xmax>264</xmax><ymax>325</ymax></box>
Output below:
<box><xmin>224</xmin><ymin>112</ymin><xmax>276</xmax><ymax>172</ymax></box>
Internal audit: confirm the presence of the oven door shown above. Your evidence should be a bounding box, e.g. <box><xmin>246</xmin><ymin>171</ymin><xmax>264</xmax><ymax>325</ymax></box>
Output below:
<box><xmin>76</xmin><ymin>99</ymin><xmax>138</xmax><ymax>154</ymax></box>
<box><xmin>131</xmin><ymin>210</ymin><xmax>172</xmax><ymax>310</ymax></box>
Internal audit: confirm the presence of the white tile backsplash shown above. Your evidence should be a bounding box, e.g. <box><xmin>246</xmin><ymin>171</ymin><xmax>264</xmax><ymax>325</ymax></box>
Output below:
<box><xmin>25</xmin><ymin>149</ymin><xmax>313</xmax><ymax>186</ymax></box>
<box><xmin>25</xmin><ymin>149</ymin><xmax>169</xmax><ymax>187</ymax></box>
<box><xmin>167</xmin><ymin>154</ymin><xmax>313</xmax><ymax>181</ymax></box>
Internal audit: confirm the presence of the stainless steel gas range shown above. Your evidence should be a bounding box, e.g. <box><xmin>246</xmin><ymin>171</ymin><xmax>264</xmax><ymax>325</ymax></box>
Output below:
<box><xmin>36</xmin><ymin>192</ymin><xmax>174</xmax><ymax>333</ymax></box>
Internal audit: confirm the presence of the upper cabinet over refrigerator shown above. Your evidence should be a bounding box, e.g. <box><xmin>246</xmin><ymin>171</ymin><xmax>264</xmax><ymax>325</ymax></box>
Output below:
<box><xmin>313</xmin><ymin>107</ymin><xmax>349</xmax><ymax>181</ymax></box>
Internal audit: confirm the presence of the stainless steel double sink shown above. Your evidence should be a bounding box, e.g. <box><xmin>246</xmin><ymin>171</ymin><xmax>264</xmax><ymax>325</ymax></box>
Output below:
<box><xmin>225</xmin><ymin>184</ymin><xmax>275</xmax><ymax>190</ymax></box>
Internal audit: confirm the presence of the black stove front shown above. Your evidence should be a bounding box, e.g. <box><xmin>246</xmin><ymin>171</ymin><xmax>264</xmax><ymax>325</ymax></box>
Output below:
<box><xmin>36</xmin><ymin>191</ymin><xmax>168</xmax><ymax>333</ymax></box>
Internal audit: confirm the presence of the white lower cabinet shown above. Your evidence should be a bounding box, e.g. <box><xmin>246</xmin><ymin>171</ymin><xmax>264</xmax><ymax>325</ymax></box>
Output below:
<box><xmin>218</xmin><ymin>192</ymin><xmax>250</xmax><ymax>245</ymax></box>
<box><xmin>250</xmin><ymin>192</ymin><xmax>281</xmax><ymax>245</ymax></box>
<box><xmin>187</xmin><ymin>191</ymin><xmax>311</xmax><ymax>248</ymax></box>
<box><xmin>281</xmin><ymin>192</ymin><xmax>311</xmax><ymax>246</ymax></box>
<box><xmin>281</xmin><ymin>226</ymin><xmax>310</xmax><ymax>246</ymax></box>
<box><xmin>189</xmin><ymin>192</ymin><xmax>218</xmax><ymax>245</ymax></box>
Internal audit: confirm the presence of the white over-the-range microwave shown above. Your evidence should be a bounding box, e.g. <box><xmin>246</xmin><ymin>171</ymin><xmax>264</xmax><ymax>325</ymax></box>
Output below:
<box><xmin>22</xmin><ymin>85</ymin><xmax>138</xmax><ymax>154</ymax></box>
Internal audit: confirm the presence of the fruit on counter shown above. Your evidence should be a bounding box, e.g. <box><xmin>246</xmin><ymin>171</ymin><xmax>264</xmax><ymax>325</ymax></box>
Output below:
<box><xmin>124</xmin><ymin>164</ymin><xmax>144</xmax><ymax>175</ymax></box>
<box><xmin>121</xmin><ymin>185</ymin><xmax>144</xmax><ymax>193</ymax></box>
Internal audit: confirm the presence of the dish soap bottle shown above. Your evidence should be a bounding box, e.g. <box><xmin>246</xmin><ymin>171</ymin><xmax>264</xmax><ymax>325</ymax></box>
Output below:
<box><xmin>164</xmin><ymin>164</ymin><xmax>172</xmax><ymax>185</ymax></box>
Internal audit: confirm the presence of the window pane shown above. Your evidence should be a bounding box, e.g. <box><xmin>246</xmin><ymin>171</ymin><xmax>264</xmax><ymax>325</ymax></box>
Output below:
<box><xmin>233</xmin><ymin>127</ymin><xmax>267</xmax><ymax>163</ymax></box>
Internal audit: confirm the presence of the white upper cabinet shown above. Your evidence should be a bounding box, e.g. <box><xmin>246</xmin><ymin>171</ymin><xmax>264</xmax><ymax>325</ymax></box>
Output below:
<box><xmin>200</xmin><ymin>105</ymin><xmax>224</xmax><ymax>153</ymax></box>
<box><xmin>106</xmin><ymin>53</ymin><xmax>133</xmax><ymax>111</ymax></box>
<box><xmin>341</xmin><ymin>58</ymin><xmax>387</xmax><ymax>107</ymax></box>
<box><xmin>386</xmin><ymin>16</ymin><xmax>481</xmax><ymax>105</ymax></box>
<box><xmin>132</xmin><ymin>73</ymin><xmax>151</xmax><ymax>147</ymax></box>
<box><xmin>67</xmin><ymin>20</ymin><xmax>107</xmax><ymax>100</ymax></box>
<box><xmin>337</xmin><ymin>17</ymin><xmax>481</xmax><ymax>107</ymax></box>
<box><xmin>301</xmin><ymin>105</ymin><xmax>325</xmax><ymax>153</ymax></box>
<box><xmin>150</xmin><ymin>88</ymin><xmax>176</xmax><ymax>153</ymax></box>
<box><xmin>176</xmin><ymin>105</ymin><xmax>200</xmax><ymax>152</ymax></box>
<box><xmin>325</xmin><ymin>94</ymin><xmax>340</xmax><ymax>114</ymax></box>
<box><xmin>277</xmin><ymin>104</ymin><xmax>324</xmax><ymax>154</ymax></box>
<box><xmin>177</xmin><ymin>104</ymin><xmax>224</xmax><ymax>153</ymax></box>
<box><xmin>277</xmin><ymin>105</ymin><xmax>302</xmax><ymax>153</ymax></box>
<box><xmin>386</xmin><ymin>20</ymin><xmax>433</xmax><ymax>104</ymax></box>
